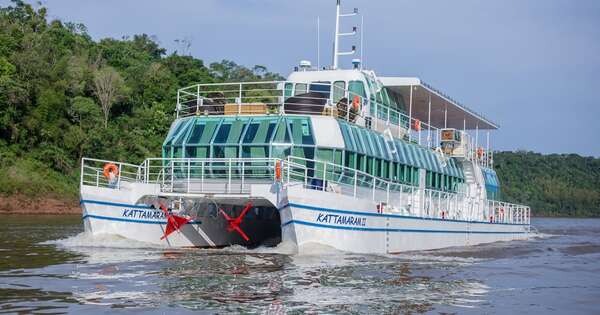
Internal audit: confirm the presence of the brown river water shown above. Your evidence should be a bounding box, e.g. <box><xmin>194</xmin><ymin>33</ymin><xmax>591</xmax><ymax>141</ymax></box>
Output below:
<box><xmin>0</xmin><ymin>216</ymin><xmax>599</xmax><ymax>314</ymax></box>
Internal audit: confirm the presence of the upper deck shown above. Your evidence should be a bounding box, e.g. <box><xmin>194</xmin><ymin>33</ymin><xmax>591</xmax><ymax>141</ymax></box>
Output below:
<box><xmin>175</xmin><ymin>68</ymin><xmax>497</xmax><ymax>168</ymax></box>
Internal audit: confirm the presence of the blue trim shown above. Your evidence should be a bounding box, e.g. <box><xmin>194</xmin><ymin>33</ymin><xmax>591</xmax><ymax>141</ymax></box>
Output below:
<box><xmin>281</xmin><ymin>220</ymin><xmax>527</xmax><ymax>234</ymax></box>
<box><xmin>282</xmin><ymin>202</ymin><xmax>528</xmax><ymax>226</ymax></box>
<box><xmin>80</xmin><ymin>199</ymin><xmax>153</xmax><ymax>209</ymax></box>
<box><xmin>82</xmin><ymin>214</ymin><xmax>201</xmax><ymax>225</ymax></box>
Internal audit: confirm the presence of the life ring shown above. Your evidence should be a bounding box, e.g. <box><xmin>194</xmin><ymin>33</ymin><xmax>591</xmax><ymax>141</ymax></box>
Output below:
<box><xmin>414</xmin><ymin>119</ymin><xmax>421</xmax><ymax>131</ymax></box>
<box><xmin>477</xmin><ymin>147</ymin><xmax>484</xmax><ymax>158</ymax></box>
<box><xmin>352</xmin><ymin>95</ymin><xmax>360</xmax><ymax>111</ymax></box>
<box><xmin>103</xmin><ymin>163</ymin><xmax>119</xmax><ymax>179</ymax></box>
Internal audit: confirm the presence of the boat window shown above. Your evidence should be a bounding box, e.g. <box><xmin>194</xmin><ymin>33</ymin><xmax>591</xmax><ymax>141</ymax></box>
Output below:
<box><xmin>287</xmin><ymin>117</ymin><xmax>314</xmax><ymax>145</ymax></box>
<box><xmin>284</xmin><ymin>83</ymin><xmax>293</xmax><ymax>98</ymax></box>
<box><xmin>309</xmin><ymin>81</ymin><xmax>331</xmax><ymax>97</ymax></box>
<box><xmin>186</xmin><ymin>122</ymin><xmax>206</xmax><ymax>144</ymax></box>
<box><xmin>213</xmin><ymin>123</ymin><xmax>231</xmax><ymax>144</ymax></box>
<box><xmin>271</xmin><ymin>118</ymin><xmax>291</xmax><ymax>143</ymax></box>
<box><xmin>294</xmin><ymin>83</ymin><xmax>307</xmax><ymax>96</ymax></box>
<box><xmin>348</xmin><ymin>80</ymin><xmax>366</xmax><ymax>98</ymax></box>
<box><xmin>332</xmin><ymin>81</ymin><xmax>346</xmax><ymax>103</ymax></box>
<box><xmin>316</xmin><ymin>148</ymin><xmax>334</xmax><ymax>163</ymax></box>
<box><xmin>242</xmin><ymin>118</ymin><xmax>277</xmax><ymax>144</ymax></box>
<box><xmin>339</xmin><ymin>122</ymin><xmax>356</xmax><ymax>152</ymax></box>
<box><xmin>345</xmin><ymin>151</ymin><xmax>356</xmax><ymax>169</ymax></box>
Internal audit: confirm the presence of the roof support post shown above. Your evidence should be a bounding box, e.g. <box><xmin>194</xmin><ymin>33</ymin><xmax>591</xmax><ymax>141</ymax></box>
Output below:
<box><xmin>475</xmin><ymin>123</ymin><xmax>479</xmax><ymax>164</ymax></box>
<box><xmin>427</xmin><ymin>93</ymin><xmax>431</xmax><ymax>148</ymax></box>
<box><xmin>408</xmin><ymin>85</ymin><xmax>413</xmax><ymax>142</ymax></box>
<box><xmin>444</xmin><ymin>105</ymin><xmax>448</xmax><ymax>129</ymax></box>
<box><xmin>486</xmin><ymin>131</ymin><xmax>490</xmax><ymax>168</ymax></box>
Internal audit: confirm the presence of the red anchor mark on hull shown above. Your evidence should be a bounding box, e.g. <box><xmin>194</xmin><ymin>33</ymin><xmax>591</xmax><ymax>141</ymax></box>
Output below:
<box><xmin>159</xmin><ymin>204</ymin><xmax>192</xmax><ymax>240</ymax></box>
<box><xmin>219</xmin><ymin>202</ymin><xmax>253</xmax><ymax>242</ymax></box>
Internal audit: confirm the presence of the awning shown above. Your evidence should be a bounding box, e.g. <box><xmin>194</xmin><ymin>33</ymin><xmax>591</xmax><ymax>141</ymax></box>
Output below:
<box><xmin>379</xmin><ymin>77</ymin><xmax>498</xmax><ymax>130</ymax></box>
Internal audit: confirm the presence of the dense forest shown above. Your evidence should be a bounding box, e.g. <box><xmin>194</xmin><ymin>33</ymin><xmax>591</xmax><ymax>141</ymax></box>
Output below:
<box><xmin>1</xmin><ymin>1</ymin><xmax>598</xmax><ymax>216</ymax></box>
<box><xmin>494</xmin><ymin>152</ymin><xmax>600</xmax><ymax>217</ymax></box>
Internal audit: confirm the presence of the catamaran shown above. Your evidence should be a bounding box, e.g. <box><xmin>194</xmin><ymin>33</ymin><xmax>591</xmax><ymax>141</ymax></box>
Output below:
<box><xmin>79</xmin><ymin>1</ymin><xmax>531</xmax><ymax>253</ymax></box>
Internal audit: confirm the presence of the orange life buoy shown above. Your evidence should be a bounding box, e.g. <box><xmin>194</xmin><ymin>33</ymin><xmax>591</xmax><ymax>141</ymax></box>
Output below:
<box><xmin>103</xmin><ymin>163</ymin><xmax>119</xmax><ymax>179</ymax></box>
<box><xmin>414</xmin><ymin>119</ymin><xmax>421</xmax><ymax>131</ymax></box>
<box><xmin>352</xmin><ymin>95</ymin><xmax>360</xmax><ymax>111</ymax></box>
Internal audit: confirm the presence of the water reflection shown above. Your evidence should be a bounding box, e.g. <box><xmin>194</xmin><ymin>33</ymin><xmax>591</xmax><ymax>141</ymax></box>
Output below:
<box><xmin>0</xmin><ymin>217</ymin><xmax>599</xmax><ymax>314</ymax></box>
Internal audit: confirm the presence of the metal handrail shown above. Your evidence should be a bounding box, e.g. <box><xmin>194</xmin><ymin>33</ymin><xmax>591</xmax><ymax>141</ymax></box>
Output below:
<box><xmin>176</xmin><ymin>81</ymin><xmax>495</xmax><ymax>167</ymax></box>
<box><xmin>80</xmin><ymin>156</ymin><xmax>529</xmax><ymax>224</ymax></box>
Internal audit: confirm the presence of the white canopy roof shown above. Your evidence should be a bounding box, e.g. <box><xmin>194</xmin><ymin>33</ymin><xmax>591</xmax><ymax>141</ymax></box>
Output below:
<box><xmin>379</xmin><ymin>77</ymin><xmax>498</xmax><ymax>130</ymax></box>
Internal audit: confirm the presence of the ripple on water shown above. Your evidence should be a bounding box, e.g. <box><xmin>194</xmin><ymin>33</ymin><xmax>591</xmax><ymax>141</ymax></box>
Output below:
<box><xmin>2</xmin><ymin>217</ymin><xmax>600</xmax><ymax>314</ymax></box>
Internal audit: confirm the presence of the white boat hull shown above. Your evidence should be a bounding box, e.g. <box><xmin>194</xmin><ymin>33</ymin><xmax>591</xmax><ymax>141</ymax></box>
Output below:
<box><xmin>81</xmin><ymin>182</ymin><xmax>529</xmax><ymax>253</ymax></box>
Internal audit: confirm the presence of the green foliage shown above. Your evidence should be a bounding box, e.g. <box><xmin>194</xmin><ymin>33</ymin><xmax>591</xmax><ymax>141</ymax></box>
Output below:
<box><xmin>495</xmin><ymin>151</ymin><xmax>600</xmax><ymax>217</ymax></box>
<box><xmin>1</xmin><ymin>1</ymin><xmax>595</xmax><ymax>218</ymax></box>
<box><xmin>0</xmin><ymin>1</ymin><xmax>282</xmax><ymax>201</ymax></box>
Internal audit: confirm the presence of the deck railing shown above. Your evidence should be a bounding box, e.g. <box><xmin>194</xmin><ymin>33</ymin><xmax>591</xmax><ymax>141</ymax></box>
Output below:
<box><xmin>81</xmin><ymin>156</ymin><xmax>529</xmax><ymax>225</ymax></box>
<box><xmin>176</xmin><ymin>81</ymin><xmax>495</xmax><ymax>168</ymax></box>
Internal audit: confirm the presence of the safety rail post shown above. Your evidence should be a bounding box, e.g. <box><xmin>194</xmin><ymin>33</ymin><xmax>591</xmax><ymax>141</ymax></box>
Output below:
<box><xmin>201</xmin><ymin>161</ymin><xmax>205</xmax><ymax>192</ymax></box>
<box><xmin>170</xmin><ymin>161</ymin><xmax>174</xmax><ymax>193</ymax></box>
<box><xmin>117</xmin><ymin>163</ymin><xmax>123</xmax><ymax>190</ymax></box>
<box><xmin>238</xmin><ymin>83</ymin><xmax>243</xmax><ymax>114</ymax></box>
<box><xmin>353</xmin><ymin>171</ymin><xmax>358</xmax><ymax>197</ymax></box>
<box><xmin>386</xmin><ymin>182</ymin><xmax>390</xmax><ymax>204</ymax></box>
<box><xmin>187</xmin><ymin>159</ymin><xmax>191</xmax><ymax>193</ymax></box>
<box><xmin>241</xmin><ymin>161</ymin><xmax>245</xmax><ymax>193</ymax></box>
<box><xmin>322</xmin><ymin>162</ymin><xmax>327</xmax><ymax>191</ymax></box>
<box><xmin>228</xmin><ymin>158</ymin><xmax>232</xmax><ymax>193</ymax></box>
<box><xmin>196</xmin><ymin>84</ymin><xmax>200</xmax><ymax>114</ymax></box>
<box><xmin>80</xmin><ymin>158</ymin><xmax>85</xmax><ymax>186</ymax></box>
<box><xmin>176</xmin><ymin>91</ymin><xmax>180</xmax><ymax>118</ymax></box>
<box><xmin>372</xmin><ymin>178</ymin><xmax>376</xmax><ymax>201</ymax></box>
<box><xmin>281</xmin><ymin>83</ymin><xmax>286</xmax><ymax>114</ymax></box>
<box><xmin>437</xmin><ymin>191</ymin><xmax>441</xmax><ymax>218</ymax></box>
<box><xmin>304</xmin><ymin>167</ymin><xmax>308</xmax><ymax>188</ymax></box>
<box><xmin>96</xmin><ymin>169</ymin><xmax>100</xmax><ymax>187</ymax></box>
<box><xmin>286</xmin><ymin>160</ymin><xmax>291</xmax><ymax>184</ymax></box>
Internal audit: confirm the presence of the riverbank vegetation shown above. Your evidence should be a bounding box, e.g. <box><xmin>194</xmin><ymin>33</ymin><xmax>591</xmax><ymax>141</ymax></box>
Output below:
<box><xmin>1</xmin><ymin>1</ymin><xmax>598</xmax><ymax>216</ymax></box>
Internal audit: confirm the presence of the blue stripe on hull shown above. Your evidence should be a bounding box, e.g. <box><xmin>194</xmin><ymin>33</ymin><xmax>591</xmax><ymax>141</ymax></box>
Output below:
<box><xmin>80</xmin><ymin>199</ymin><xmax>153</xmax><ymax>209</ymax></box>
<box><xmin>281</xmin><ymin>220</ymin><xmax>527</xmax><ymax>234</ymax></box>
<box><xmin>284</xmin><ymin>202</ymin><xmax>528</xmax><ymax>226</ymax></box>
<box><xmin>83</xmin><ymin>214</ymin><xmax>202</xmax><ymax>225</ymax></box>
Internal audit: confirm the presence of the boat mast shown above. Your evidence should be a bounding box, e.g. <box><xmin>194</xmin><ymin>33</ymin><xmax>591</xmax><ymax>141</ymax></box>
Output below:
<box><xmin>332</xmin><ymin>0</ymin><xmax>358</xmax><ymax>69</ymax></box>
<box><xmin>333</xmin><ymin>0</ymin><xmax>341</xmax><ymax>69</ymax></box>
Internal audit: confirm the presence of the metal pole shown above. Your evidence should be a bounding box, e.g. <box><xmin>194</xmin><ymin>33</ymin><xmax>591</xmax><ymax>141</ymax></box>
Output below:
<box><xmin>475</xmin><ymin>123</ymin><xmax>479</xmax><ymax>164</ymax></box>
<box><xmin>228</xmin><ymin>159</ymin><xmax>232</xmax><ymax>193</ymax></box>
<box><xmin>354</xmin><ymin>171</ymin><xmax>358</xmax><ymax>197</ymax></box>
<box><xmin>322</xmin><ymin>162</ymin><xmax>327</xmax><ymax>191</ymax></box>
<box><xmin>427</xmin><ymin>93</ymin><xmax>432</xmax><ymax>147</ymax></box>
<box><xmin>444</xmin><ymin>105</ymin><xmax>447</xmax><ymax>129</ymax></box>
<box><xmin>201</xmin><ymin>161</ymin><xmax>205</xmax><ymax>191</ymax></box>
<box><xmin>360</xmin><ymin>15</ymin><xmax>364</xmax><ymax>69</ymax></box>
<box><xmin>408</xmin><ymin>85</ymin><xmax>413</xmax><ymax>142</ymax></box>
<box><xmin>486</xmin><ymin>131</ymin><xmax>490</xmax><ymax>168</ymax></box>
<box><xmin>187</xmin><ymin>159</ymin><xmax>190</xmax><ymax>193</ymax></box>
<box><xmin>317</xmin><ymin>16</ymin><xmax>320</xmax><ymax>69</ymax></box>
<box><xmin>333</xmin><ymin>0</ymin><xmax>341</xmax><ymax>69</ymax></box>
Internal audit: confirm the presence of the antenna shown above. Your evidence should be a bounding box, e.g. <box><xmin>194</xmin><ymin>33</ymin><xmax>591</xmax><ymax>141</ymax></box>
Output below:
<box><xmin>317</xmin><ymin>16</ymin><xmax>320</xmax><ymax>69</ymax></box>
<box><xmin>332</xmin><ymin>0</ymin><xmax>358</xmax><ymax>69</ymax></box>
<box><xmin>360</xmin><ymin>15</ymin><xmax>364</xmax><ymax>69</ymax></box>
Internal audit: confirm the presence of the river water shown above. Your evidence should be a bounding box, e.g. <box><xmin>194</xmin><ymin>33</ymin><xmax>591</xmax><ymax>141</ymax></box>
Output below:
<box><xmin>0</xmin><ymin>217</ymin><xmax>599</xmax><ymax>314</ymax></box>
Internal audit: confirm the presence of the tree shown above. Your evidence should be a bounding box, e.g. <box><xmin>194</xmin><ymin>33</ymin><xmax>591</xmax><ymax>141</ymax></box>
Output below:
<box><xmin>93</xmin><ymin>66</ymin><xmax>125</xmax><ymax>128</ymax></box>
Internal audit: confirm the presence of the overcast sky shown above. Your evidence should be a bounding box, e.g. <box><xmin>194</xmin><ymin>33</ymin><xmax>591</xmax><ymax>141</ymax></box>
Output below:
<box><xmin>4</xmin><ymin>0</ymin><xmax>600</xmax><ymax>156</ymax></box>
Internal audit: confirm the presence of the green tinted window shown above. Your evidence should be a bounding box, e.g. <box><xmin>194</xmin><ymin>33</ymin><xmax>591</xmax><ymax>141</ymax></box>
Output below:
<box><xmin>348</xmin><ymin>80</ymin><xmax>366</xmax><ymax>98</ymax></box>
<box><xmin>294</xmin><ymin>83</ymin><xmax>307</xmax><ymax>96</ymax></box>
<box><xmin>288</xmin><ymin>117</ymin><xmax>314</xmax><ymax>145</ymax></box>
<box><xmin>332</xmin><ymin>81</ymin><xmax>346</xmax><ymax>103</ymax></box>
